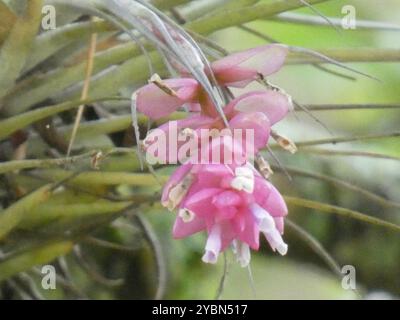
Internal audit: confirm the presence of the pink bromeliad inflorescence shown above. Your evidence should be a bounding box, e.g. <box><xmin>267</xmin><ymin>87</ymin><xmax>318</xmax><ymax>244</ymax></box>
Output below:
<box><xmin>134</xmin><ymin>44</ymin><xmax>293</xmax><ymax>267</ymax></box>
<box><xmin>162</xmin><ymin>162</ymin><xmax>288</xmax><ymax>267</ymax></box>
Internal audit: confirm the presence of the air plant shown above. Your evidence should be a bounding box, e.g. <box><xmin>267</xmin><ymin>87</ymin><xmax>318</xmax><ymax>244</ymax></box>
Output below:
<box><xmin>0</xmin><ymin>0</ymin><xmax>399</xmax><ymax>300</ymax></box>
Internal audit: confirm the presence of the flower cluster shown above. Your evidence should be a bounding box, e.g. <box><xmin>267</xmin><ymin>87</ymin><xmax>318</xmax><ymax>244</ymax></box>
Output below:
<box><xmin>135</xmin><ymin>44</ymin><xmax>292</xmax><ymax>267</ymax></box>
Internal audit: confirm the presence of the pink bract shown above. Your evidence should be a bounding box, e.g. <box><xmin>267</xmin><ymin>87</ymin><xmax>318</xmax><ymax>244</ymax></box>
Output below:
<box><xmin>136</xmin><ymin>44</ymin><xmax>288</xmax><ymax>120</ymax></box>
<box><xmin>142</xmin><ymin>90</ymin><xmax>291</xmax><ymax>164</ymax></box>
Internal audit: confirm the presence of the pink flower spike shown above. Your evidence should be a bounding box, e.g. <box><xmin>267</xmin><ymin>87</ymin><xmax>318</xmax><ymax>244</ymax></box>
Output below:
<box><xmin>164</xmin><ymin>161</ymin><xmax>289</xmax><ymax>266</ymax></box>
<box><xmin>136</xmin><ymin>78</ymin><xmax>199</xmax><ymax>119</ymax></box>
<box><xmin>211</xmin><ymin>44</ymin><xmax>288</xmax><ymax>88</ymax></box>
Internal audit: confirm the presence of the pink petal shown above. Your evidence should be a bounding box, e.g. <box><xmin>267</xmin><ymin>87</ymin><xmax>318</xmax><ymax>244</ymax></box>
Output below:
<box><xmin>173</xmin><ymin>215</ymin><xmax>206</xmax><ymax>239</ymax></box>
<box><xmin>184</xmin><ymin>188</ymin><xmax>222</xmax><ymax>218</ymax></box>
<box><xmin>220</xmin><ymin>222</ymin><xmax>237</xmax><ymax>250</ymax></box>
<box><xmin>230</xmin><ymin>91</ymin><xmax>291</xmax><ymax>125</ymax></box>
<box><xmin>263</xmin><ymin>184</ymin><xmax>288</xmax><ymax>217</ymax></box>
<box><xmin>253</xmin><ymin>176</ymin><xmax>273</xmax><ymax>205</ymax></box>
<box><xmin>274</xmin><ymin>217</ymin><xmax>285</xmax><ymax>234</ymax></box>
<box><xmin>176</xmin><ymin>114</ymin><xmax>215</xmax><ymax>130</ymax></box>
<box><xmin>191</xmin><ymin>164</ymin><xmax>233</xmax><ymax>189</ymax></box>
<box><xmin>229</xmin><ymin>111</ymin><xmax>271</xmax><ymax>152</ymax></box>
<box><xmin>212</xmin><ymin>67</ymin><xmax>258</xmax><ymax>88</ymax></box>
<box><xmin>137</xmin><ymin>78</ymin><xmax>199</xmax><ymax>119</ymax></box>
<box><xmin>235</xmin><ymin>208</ymin><xmax>260</xmax><ymax>250</ymax></box>
<box><xmin>196</xmin><ymin>134</ymin><xmax>247</xmax><ymax>166</ymax></box>
<box><xmin>212</xmin><ymin>190</ymin><xmax>242</xmax><ymax>208</ymax></box>
<box><xmin>212</xmin><ymin>190</ymin><xmax>242</xmax><ymax>221</ymax></box>
<box><xmin>186</xmin><ymin>103</ymin><xmax>201</xmax><ymax>112</ymax></box>
<box><xmin>211</xmin><ymin>44</ymin><xmax>288</xmax><ymax>87</ymax></box>
<box><xmin>143</xmin><ymin>115</ymin><xmax>214</xmax><ymax>164</ymax></box>
<box><xmin>161</xmin><ymin>163</ymin><xmax>193</xmax><ymax>205</ymax></box>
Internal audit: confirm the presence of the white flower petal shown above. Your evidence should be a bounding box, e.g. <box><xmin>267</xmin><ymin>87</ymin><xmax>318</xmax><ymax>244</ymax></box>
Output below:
<box><xmin>250</xmin><ymin>203</ymin><xmax>275</xmax><ymax>232</ymax></box>
<box><xmin>230</xmin><ymin>176</ymin><xmax>254</xmax><ymax>193</ymax></box>
<box><xmin>251</xmin><ymin>204</ymin><xmax>288</xmax><ymax>255</ymax></box>
<box><xmin>202</xmin><ymin>224</ymin><xmax>222</xmax><ymax>264</ymax></box>
<box><xmin>265</xmin><ymin>229</ymin><xmax>288</xmax><ymax>256</ymax></box>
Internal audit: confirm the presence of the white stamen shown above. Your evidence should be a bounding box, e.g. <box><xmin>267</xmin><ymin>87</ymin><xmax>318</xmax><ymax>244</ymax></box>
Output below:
<box><xmin>202</xmin><ymin>224</ymin><xmax>221</xmax><ymax>264</ymax></box>
<box><xmin>178</xmin><ymin>208</ymin><xmax>195</xmax><ymax>223</ymax></box>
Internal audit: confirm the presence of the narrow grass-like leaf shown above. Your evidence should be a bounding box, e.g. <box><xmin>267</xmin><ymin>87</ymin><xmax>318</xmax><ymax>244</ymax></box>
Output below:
<box><xmin>275</xmin><ymin>12</ymin><xmax>400</xmax><ymax>31</ymax></box>
<box><xmin>0</xmin><ymin>185</ymin><xmax>52</xmax><ymax>240</ymax></box>
<box><xmin>304</xmin><ymin>104</ymin><xmax>400</xmax><ymax>111</ymax></box>
<box><xmin>290</xmin><ymin>132</ymin><xmax>400</xmax><ymax>148</ymax></box>
<box><xmin>25</xmin><ymin>19</ymin><xmax>114</xmax><ymax>72</ymax></box>
<box><xmin>0</xmin><ymin>42</ymin><xmax>142</xmax><ymax>116</ymax></box>
<box><xmin>0</xmin><ymin>241</ymin><xmax>73</xmax><ymax>283</ymax></box>
<box><xmin>35</xmin><ymin>169</ymin><xmax>165</xmax><ymax>187</ymax></box>
<box><xmin>273</xmin><ymin>166</ymin><xmax>400</xmax><ymax>209</ymax></box>
<box><xmin>186</xmin><ymin>0</ymin><xmax>331</xmax><ymax>34</ymax></box>
<box><xmin>284</xmin><ymin>196</ymin><xmax>400</xmax><ymax>232</ymax></box>
<box><xmin>0</xmin><ymin>0</ymin><xmax>43</xmax><ymax>99</ymax></box>
<box><xmin>0</xmin><ymin>97</ymin><xmax>126</xmax><ymax>140</ymax></box>
<box><xmin>296</xmin><ymin>147</ymin><xmax>400</xmax><ymax>161</ymax></box>
<box><xmin>20</xmin><ymin>200</ymin><xmax>132</xmax><ymax>228</ymax></box>
<box><xmin>0</xmin><ymin>1</ymin><xmax>16</xmax><ymax>45</ymax></box>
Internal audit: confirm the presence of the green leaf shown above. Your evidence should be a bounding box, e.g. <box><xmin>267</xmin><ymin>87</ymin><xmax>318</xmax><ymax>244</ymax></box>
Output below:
<box><xmin>36</xmin><ymin>169</ymin><xmax>165</xmax><ymax>188</ymax></box>
<box><xmin>284</xmin><ymin>196</ymin><xmax>400</xmax><ymax>232</ymax></box>
<box><xmin>186</xmin><ymin>0</ymin><xmax>331</xmax><ymax>34</ymax></box>
<box><xmin>0</xmin><ymin>184</ymin><xmax>52</xmax><ymax>240</ymax></box>
<box><xmin>21</xmin><ymin>200</ymin><xmax>132</xmax><ymax>228</ymax></box>
<box><xmin>0</xmin><ymin>0</ymin><xmax>43</xmax><ymax>98</ymax></box>
<box><xmin>0</xmin><ymin>241</ymin><xmax>73</xmax><ymax>283</ymax></box>
<box><xmin>0</xmin><ymin>1</ymin><xmax>17</xmax><ymax>44</ymax></box>
<box><xmin>0</xmin><ymin>96</ymin><xmax>126</xmax><ymax>140</ymax></box>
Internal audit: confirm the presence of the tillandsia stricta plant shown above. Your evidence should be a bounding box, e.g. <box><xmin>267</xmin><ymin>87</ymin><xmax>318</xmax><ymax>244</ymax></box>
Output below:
<box><xmin>0</xmin><ymin>0</ymin><xmax>399</xmax><ymax>300</ymax></box>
